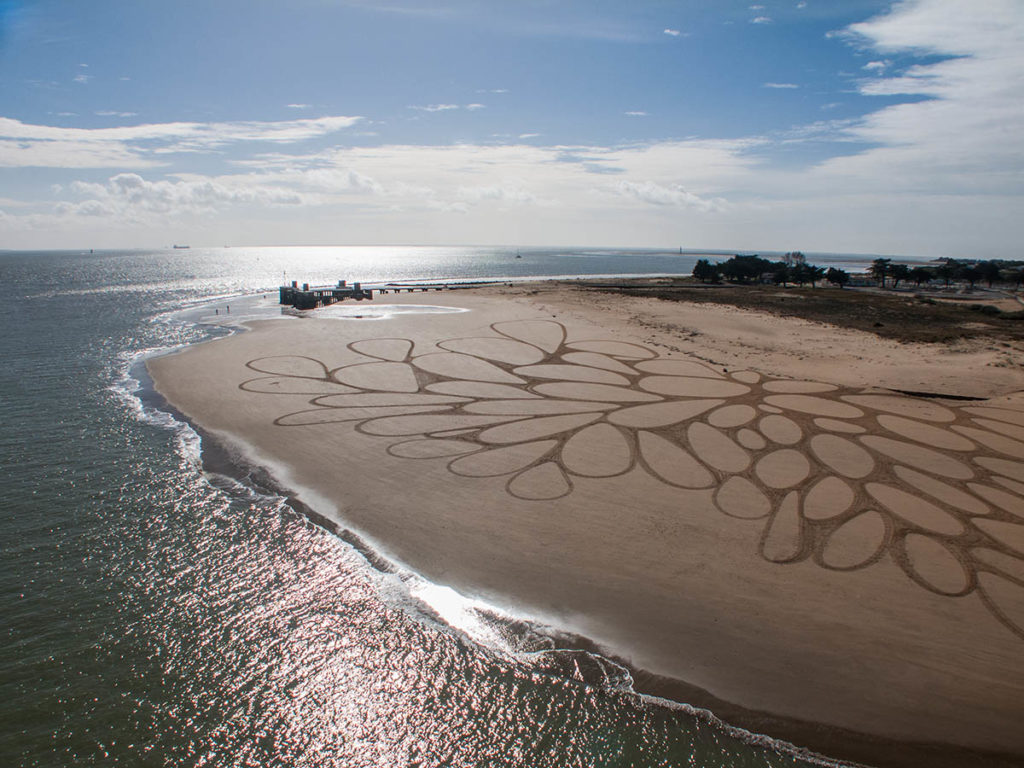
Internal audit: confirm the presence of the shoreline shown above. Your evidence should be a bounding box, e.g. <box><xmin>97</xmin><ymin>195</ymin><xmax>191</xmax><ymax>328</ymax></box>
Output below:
<box><xmin>147</xmin><ymin>285</ymin><xmax>1024</xmax><ymax>768</ymax></box>
<box><xmin>133</xmin><ymin>351</ymin><xmax>853</xmax><ymax>768</ymax></box>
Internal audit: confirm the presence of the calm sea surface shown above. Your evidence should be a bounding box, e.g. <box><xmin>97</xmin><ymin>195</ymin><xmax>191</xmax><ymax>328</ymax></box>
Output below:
<box><xmin>0</xmin><ymin>247</ymin><xmax>877</xmax><ymax>768</ymax></box>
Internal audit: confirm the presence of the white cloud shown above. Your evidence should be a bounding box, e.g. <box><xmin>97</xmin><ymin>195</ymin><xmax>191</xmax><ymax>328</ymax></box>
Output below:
<box><xmin>408</xmin><ymin>104</ymin><xmax>460</xmax><ymax>112</ymax></box>
<box><xmin>95</xmin><ymin>111</ymin><xmax>139</xmax><ymax>117</ymax></box>
<box><xmin>663</xmin><ymin>28</ymin><xmax>681</xmax><ymax>36</ymax></box>
<box><xmin>610</xmin><ymin>180</ymin><xmax>728</xmax><ymax>212</ymax></box>
<box><xmin>750</xmin><ymin>4</ymin><xmax>765</xmax><ymax>9</ymax></box>
<box><xmin>763</xmin><ymin>82</ymin><xmax>800</xmax><ymax>89</ymax></box>
<box><xmin>751</xmin><ymin>16</ymin><xmax>772</xmax><ymax>24</ymax></box>
<box><xmin>465</xmin><ymin>103</ymin><xmax>486</xmax><ymax>111</ymax></box>
<box><xmin>822</xmin><ymin>0</ymin><xmax>1024</xmax><ymax>195</ymax></box>
<box><xmin>60</xmin><ymin>172</ymin><xmax>303</xmax><ymax>221</ymax></box>
<box><xmin>73</xmin><ymin>74</ymin><xmax>92</xmax><ymax>84</ymax></box>
<box><xmin>0</xmin><ymin>115</ymin><xmax>362</xmax><ymax>168</ymax></box>
<box><xmin>862</xmin><ymin>60</ymin><xmax>889</xmax><ymax>72</ymax></box>
<box><xmin>4</xmin><ymin>1</ymin><xmax>1023</xmax><ymax>256</ymax></box>
<box><xmin>287</xmin><ymin>103</ymin><xmax>311</xmax><ymax>109</ymax></box>
<box><xmin>797</xmin><ymin>1</ymin><xmax>807</xmax><ymax>8</ymax></box>
<box><xmin>624</xmin><ymin>111</ymin><xmax>648</xmax><ymax>116</ymax></box>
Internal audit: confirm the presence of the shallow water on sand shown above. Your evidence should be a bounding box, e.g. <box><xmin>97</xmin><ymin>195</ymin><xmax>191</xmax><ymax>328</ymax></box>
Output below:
<box><xmin>0</xmin><ymin>248</ymin><xmax>852</xmax><ymax>767</ymax></box>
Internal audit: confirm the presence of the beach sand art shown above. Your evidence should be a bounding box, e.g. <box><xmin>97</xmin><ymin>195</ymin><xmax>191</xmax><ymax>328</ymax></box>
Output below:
<box><xmin>149</xmin><ymin>290</ymin><xmax>1024</xmax><ymax>764</ymax></box>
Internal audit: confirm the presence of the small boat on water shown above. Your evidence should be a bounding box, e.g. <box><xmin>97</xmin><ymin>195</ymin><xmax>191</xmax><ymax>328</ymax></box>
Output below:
<box><xmin>173</xmin><ymin>244</ymin><xmax>190</xmax><ymax>249</ymax></box>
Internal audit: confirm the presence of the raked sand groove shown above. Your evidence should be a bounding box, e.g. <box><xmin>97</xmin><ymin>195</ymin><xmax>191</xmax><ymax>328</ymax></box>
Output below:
<box><xmin>149</xmin><ymin>292</ymin><xmax>1024</xmax><ymax>765</ymax></box>
<box><xmin>245</xmin><ymin>319</ymin><xmax>1024</xmax><ymax>642</ymax></box>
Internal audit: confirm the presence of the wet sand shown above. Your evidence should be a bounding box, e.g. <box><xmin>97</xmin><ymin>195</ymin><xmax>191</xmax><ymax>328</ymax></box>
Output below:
<box><xmin>149</xmin><ymin>286</ymin><xmax>1024</xmax><ymax>768</ymax></box>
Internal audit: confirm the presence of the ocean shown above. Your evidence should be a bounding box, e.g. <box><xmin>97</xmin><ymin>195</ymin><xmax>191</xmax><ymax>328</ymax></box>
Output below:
<box><xmin>0</xmin><ymin>247</ymin><xmax>874</xmax><ymax>768</ymax></box>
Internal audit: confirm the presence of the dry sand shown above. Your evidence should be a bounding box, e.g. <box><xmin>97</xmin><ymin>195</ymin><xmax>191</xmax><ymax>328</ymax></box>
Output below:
<box><xmin>148</xmin><ymin>286</ymin><xmax>1024</xmax><ymax>768</ymax></box>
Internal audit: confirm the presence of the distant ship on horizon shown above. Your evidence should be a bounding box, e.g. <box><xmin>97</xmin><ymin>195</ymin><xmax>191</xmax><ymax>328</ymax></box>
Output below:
<box><xmin>172</xmin><ymin>244</ymin><xmax>190</xmax><ymax>249</ymax></box>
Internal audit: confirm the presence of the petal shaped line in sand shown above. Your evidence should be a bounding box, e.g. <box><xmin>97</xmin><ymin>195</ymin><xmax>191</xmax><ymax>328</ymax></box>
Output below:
<box><xmin>977</xmin><ymin>573</ymin><xmax>1024</xmax><ymax>637</ymax></box>
<box><xmin>565</xmin><ymin>339</ymin><xmax>657</xmax><ymax>359</ymax></box>
<box><xmin>507</xmin><ymin>462</ymin><xmax>572</xmax><ymax>500</ymax></box>
<box><xmin>841</xmin><ymin>394</ymin><xmax>955</xmax><ymax>423</ymax></box>
<box><xmin>762</xmin><ymin>380</ymin><xmax>838</xmax><ymax>394</ymax></box>
<box><xmin>859</xmin><ymin>435</ymin><xmax>973</xmax><ymax>480</ymax></box>
<box><xmin>388</xmin><ymin>439</ymin><xmax>480</xmax><ymax>459</ymax></box>
<box><xmin>477</xmin><ymin>412</ymin><xmax>603</xmax><ymax>445</ymax></box>
<box><xmin>449</xmin><ymin>440</ymin><xmax>558</xmax><ymax>478</ymax></box>
<box><xmin>819</xmin><ymin>511</ymin><xmax>888</xmax><ymax>571</ymax></box>
<box><xmin>276</xmin><ymin>404</ymin><xmax>454</xmax><ymax>426</ymax></box>
<box><xmin>764</xmin><ymin>394</ymin><xmax>864</xmax><ymax>419</ymax></box>
<box><xmin>412</xmin><ymin>352</ymin><xmax>525</xmax><ymax>385</ymax></box>
<box><xmin>761</xmin><ymin>491</ymin><xmax>803</xmax><ymax>563</ymax></box>
<box><xmin>715</xmin><ymin>477</ymin><xmax>771</xmax><ymax>519</ymax></box>
<box><xmin>708</xmin><ymin>404</ymin><xmax>757</xmax><ymax>429</ymax></box>
<box><xmin>608</xmin><ymin>399</ymin><xmax>723</xmax><ymax>429</ymax></box>
<box><xmin>240</xmin><ymin>376</ymin><xmax>360</xmax><ymax>395</ymax></box>
<box><xmin>634</xmin><ymin>359</ymin><xmax>724</xmax><ymax>378</ymax></box>
<box><xmin>426</xmin><ymin>381</ymin><xmax>540</xmax><ymax>400</ymax></box>
<box><xmin>248</xmin><ymin>355</ymin><xmax>330</xmax><ymax>379</ymax></box>
<box><xmin>514</xmin><ymin>364</ymin><xmax>630</xmax><ymax>386</ymax></box>
<box><xmin>463</xmin><ymin>399</ymin><xmax>618</xmax><ymax>416</ymax></box>
<box><xmin>640</xmin><ymin>376</ymin><xmax>750</xmax><ymax>398</ymax></box>
<box><xmin>313</xmin><ymin>393</ymin><xmax>467</xmax><ymax>408</ymax></box>
<box><xmin>963</xmin><ymin>406</ymin><xmax>1024</xmax><ymax>428</ymax></box>
<box><xmin>333</xmin><ymin>361</ymin><xmax>420</xmax><ymax>393</ymax></box>
<box><xmin>492</xmin><ymin>319</ymin><xmax>565</xmax><ymax>353</ymax></box>
<box><xmin>561</xmin><ymin>424</ymin><xmax>633</xmax><ymax>478</ymax></box>
<box><xmin>533</xmin><ymin>382</ymin><xmax>661</xmax><ymax>403</ymax></box>
<box><xmin>637</xmin><ymin>431</ymin><xmax>715</xmax><ymax>488</ymax></box>
<box><xmin>438</xmin><ymin>337</ymin><xmax>545</xmax><ymax>365</ymax></box>
<box><xmin>899</xmin><ymin>534</ymin><xmax>971</xmax><ymax>596</ymax></box>
<box><xmin>951</xmin><ymin>425</ymin><xmax>1024</xmax><ymax>460</ymax></box>
<box><xmin>866</xmin><ymin>482</ymin><xmax>966</xmax><ymax>536</ymax></box>
<box><xmin>560</xmin><ymin>352</ymin><xmax>638</xmax><ymax>375</ymax></box>
<box><xmin>876</xmin><ymin>414</ymin><xmax>976</xmax><ymax>452</ymax></box>
<box><xmin>348</xmin><ymin>338</ymin><xmax>413</xmax><ymax>362</ymax></box>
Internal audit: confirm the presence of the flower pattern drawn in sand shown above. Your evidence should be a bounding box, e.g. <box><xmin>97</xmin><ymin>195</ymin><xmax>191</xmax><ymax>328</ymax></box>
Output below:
<box><xmin>240</xmin><ymin>320</ymin><xmax>1024</xmax><ymax>640</ymax></box>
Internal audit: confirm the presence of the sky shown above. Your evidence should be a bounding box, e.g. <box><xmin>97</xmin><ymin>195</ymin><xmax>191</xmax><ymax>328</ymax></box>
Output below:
<box><xmin>0</xmin><ymin>0</ymin><xmax>1021</xmax><ymax>256</ymax></box>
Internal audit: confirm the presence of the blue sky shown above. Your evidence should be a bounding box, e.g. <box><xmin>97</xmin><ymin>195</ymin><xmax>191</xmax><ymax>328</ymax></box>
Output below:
<box><xmin>1</xmin><ymin>0</ymin><xmax>1022</xmax><ymax>255</ymax></box>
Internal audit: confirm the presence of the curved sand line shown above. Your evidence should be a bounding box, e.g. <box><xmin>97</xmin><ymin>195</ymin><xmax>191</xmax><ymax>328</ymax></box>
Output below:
<box><xmin>149</xmin><ymin>289</ymin><xmax>1024</xmax><ymax>768</ymax></box>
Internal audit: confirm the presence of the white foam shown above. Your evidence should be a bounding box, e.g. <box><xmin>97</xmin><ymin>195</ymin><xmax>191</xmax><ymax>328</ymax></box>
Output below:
<box><xmin>321</xmin><ymin>304</ymin><xmax>469</xmax><ymax>320</ymax></box>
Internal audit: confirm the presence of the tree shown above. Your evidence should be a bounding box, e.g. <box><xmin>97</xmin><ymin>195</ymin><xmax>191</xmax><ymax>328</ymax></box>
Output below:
<box><xmin>909</xmin><ymin>266</ymin><xmax>933</xmax><ymax>287</ymax></box>
<box><xmin>692</xmin><ymin>258</ymin><xmax>720</xmax><ymax>283</ymax></box>
<box><xmin>978</xmin><ymin>261</ymin><xmax>1002</xmax><ymax>288</ymax></box>
<box><xmin>720</xmin><ymin>254</ymin><xmax>773</xmax><ymax>283</ymax></box>
<box><xmin>870</xmin><ymin>258</ymin><xmax>891</xmax><ymax>288</ymax></box>
<box><xmin>889</xmin><ymin>263</ymin><xmax>911</xmax><ymax>289</ymax></box>
<box><xmin>772</xmin><ymin>266</ymin><xmax>790</xmax><ymax>287</ymax></box>
<box><xmin>935</xmin><ymin>259</ymin><xmax>960</xmax><ymax>288</ymax></box>
<box><xmin>790</xmin><ymin>264</ymin><xmax>823</xmax><ymax>288</ymax></box>
<box><xmin>803</xmin><ymin>264</ymin><xmax>826</xmax><ymax>287</ymax></box>
<box><xmin>826</xmin><ymin>267</ymin><xmax>849</xmax><ymax>288</ymax></box>
<box><xmin>958</xmin><ymin>264</ymin><xmax>981</xmax><ymax>289</ymax></box>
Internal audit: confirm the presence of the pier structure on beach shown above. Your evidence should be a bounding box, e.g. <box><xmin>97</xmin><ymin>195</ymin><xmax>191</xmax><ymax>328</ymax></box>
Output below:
<box><xmin>278</xmin><ymin>280</ymin><xmax>374</xmax><ymax>310</ymax></box>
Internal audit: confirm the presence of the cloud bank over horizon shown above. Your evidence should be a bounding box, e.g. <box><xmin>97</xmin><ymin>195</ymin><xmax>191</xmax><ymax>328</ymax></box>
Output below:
<box><xmin>1</xmin><ymin>0</ymin><xmax>1021</xmax><ymax>257</ymax></box>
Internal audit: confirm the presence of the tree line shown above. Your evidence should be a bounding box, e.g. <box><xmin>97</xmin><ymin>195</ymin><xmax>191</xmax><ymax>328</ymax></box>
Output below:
<box><xmin>693</xmin><ymin>253</ymin><xmax>1024</xmax><ymax>290</ymax></box>
<box><xmin>692</xmin><ymin>253</ymin><xmax>848</xmax><ymax>287</ymax></box>
<box><xmin>868</xmin><ymin>257</ymin><xmax>1024</xmax><ymax>289</ymax></box>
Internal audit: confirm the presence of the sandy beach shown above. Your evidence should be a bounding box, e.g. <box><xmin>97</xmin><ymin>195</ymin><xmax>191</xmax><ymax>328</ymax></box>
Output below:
<box><xmin>149</xmin><ymin>285</ymin><xmax>1024</xmax><ymax>768</ymax></box>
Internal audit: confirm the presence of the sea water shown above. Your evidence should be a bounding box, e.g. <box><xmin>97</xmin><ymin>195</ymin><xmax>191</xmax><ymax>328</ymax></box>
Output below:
<box><xmin>0</xmin><ymin>247</ymin><xmax>870</xmax><ymax>768</ymax></box>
